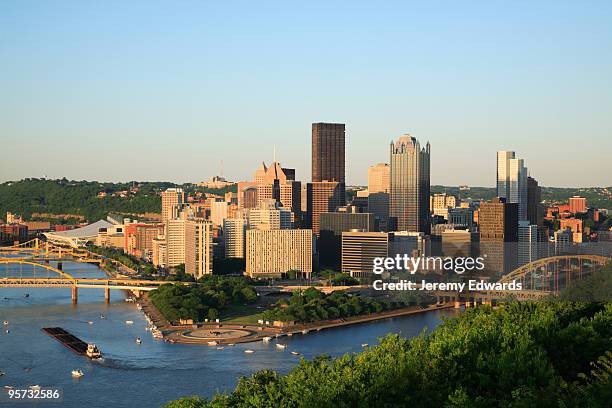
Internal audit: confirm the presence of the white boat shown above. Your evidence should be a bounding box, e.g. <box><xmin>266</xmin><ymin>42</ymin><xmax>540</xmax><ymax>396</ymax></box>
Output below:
<box><xmin>3</xmin><ymin>386</ymin><xmax>13</xmax><ymax>389</ymax></box>
<box><xmin>228</xmin><ymin>343</ymin><xmax>235</xmax><ymax>347</ymax></box>
<box><xmin>0</xmin><ymin>370</ymin><xmax>5</xmax><ymax>376</ymax></box>
<box><xmin>136</xmin><ymin>338</ymin><xmax>142</xmax><ymax>344</ymax></box>
<box><xmin>71</xmin><ymin>369</ymin><xmax>84</xmax><ymax>378</ymax></box>
<box><xmin>302</xmin><ymin>329</ymin><xmax>309</xmax><ymax>335</ymax></box>
<box><xmin>29</xmin><ymin>385</ymin><xmax>41</xmax><ymax>390</ymax></box>
<box><xmin>262</xmin><ymin>336</ymin><xmax>272</xmax><ymax>342</ymax></box>
<box><xmin>87</xmin><ymin>321</ymin><xmax>94</xmax><ymax>325</ymax></box>
<box><xmin>275</xmin><ymin>344</ymin><xmax>286</xmax><ymax>350</ymax></box>
<box><xmin>100</xmin><ymin>314</ymin><xmax>105</xmax><ymax>319</ymax></box>
<box><xmin>125</xmin><ymin>320</ymin><xmax>134</xmax><ymax>325</ymax></box>
<box><xmin>287</xmin><ymin>333</ymin><xmax>293</xmax><ymax>337</ymax></box>
<box><xmin>361</xmin><ymin>343</ymin><xmax>369</xmax><ymax>348</ymax></box>
<box><xmin>207</xmin><ymin>341</ymin><xmax>218</xmax><ymax>346</ymax></box>
<box><xmin>291</xmin><ymin>351</ymin><xmax>300</xmax><ymax>356</ymax></box>
<box><xmin>86</xmin><ymin>344</ymin><xmax>102</xmax><ymax>359</ymax></box>
<box><xmin>244</xmin><ymin>349</ymin><xmax>255</xmax><ymax>354</ymax></box>
<box><xmin>216</xmin><ymin>346</ymin><xmax>224</xmax><ymax>350</ymax></box>
<box><xmin>137</xmin><ymin>304</ymin><xmax>143</xmax><ymax>310</ymax></box>
<box><xmin>2</xmin><ymin>321</ymin><xmax>8</xmax><ymax>326</ymax></box>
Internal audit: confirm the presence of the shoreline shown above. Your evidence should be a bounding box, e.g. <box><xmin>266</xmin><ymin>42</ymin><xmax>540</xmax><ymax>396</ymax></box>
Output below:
<box><xmin>141</xmin><ymin>301</ymin><xmax>456</xmax><ymax>345</ymax></box>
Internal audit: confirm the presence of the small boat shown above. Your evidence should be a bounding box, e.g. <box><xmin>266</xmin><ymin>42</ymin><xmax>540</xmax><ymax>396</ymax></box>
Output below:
<box><xmin>100</xmin><ymin>314</ymin><xmax>105</xmax><ymax>319</ymax></box>
<box><xmin>291</xmin><ymin>351</ymin><xmax>300</xmax><ymax>356</ymax></box>
<box><xmin>87</xmin><ymin>321</ymin><xmax>94</xmax><ymax>325</ymax></box>
<box><xmin>262</xmin><ymin>336</ymin><xmax>272</xmax><ymax>342</ymax></box>
<box><xmin>2</xmin><ymin>321</ymin><xmax>8</xmax><ymax>326</ymax></box>
<box><xmin>4</xmin><ymin>386</ymin><xmax>13</xmax><ymax>389</ymax></box>
<box><xmin>5</xmin><ymin>330</ymin><xmax>9</xmax><ymax>334</ymax></box>
<box><xmin>216</xmin><ymin>346</ymin><xmax>225</xmax><ymax>350</ymax></box>
<box><xmin>0</xmin><ymin>371</ymin><xmax>5</xmax><ymax>376</ymax></box>
<box><xmin>29</xmin><ymin>385</ymin><xmax>41</xmax><ymax>390</ymax></box>
<box><xmin>228</xmin><ymin>343</ymin><xmax>235</xmax><ymax>347</ymax></box>
<box><xmin>86</xmin><ymin>344</ymin><xmax>102</xmax><ymax>359</ymax></box>
<box><xmin>24</xmin><ymin>293</ymin><xmax>29</xmax><ymax>298</ymax></box>
<box><xmin>361</xmin><ymin>343</ymin><xmax>369</xmax><ymax>348</ymax></box>
<box><xmin>302</xmin><ymin>329</ymin><xmax>309</xmax><ymax>335</ymax></box>
<box><xmin>287</xmin><ymin>333</ymin><xmax>293</xmax><ymax>337</ymax></box>
<box><xmin>137</xmin><ymin>304</ymin><xmax>143</xmax><ymax>311</ymax></box>
<box><xmin>136</xmin><ymin>338</ymin><xmax>142</xmax><ymax>344</ymax></box>
<box><xmin>276</xmin><ymin>344</ymin><xmax>286</xmax><ymax>350</ymax></box>
<box><xmin>244</xmin><ymin>349</ymin><xmax>255</xmax><ymax>354</ymax></box>
<box><xmin>207</xmin><ymin>341</ymin><xmax>218</xmax><ymax>346</ymax></box>
<box><xmin>71</xmin><ymin>369</ymin><xmax>84</xmax><ymax>378</ymax></box>
<box><xmin>125</xmin><ymin>320</ymin><xmax>134</xmax><ymax>325</ymax></box>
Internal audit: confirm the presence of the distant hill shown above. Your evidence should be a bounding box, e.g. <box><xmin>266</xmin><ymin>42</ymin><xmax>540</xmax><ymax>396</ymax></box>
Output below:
<box><xmin>431</xmin><ymin>185</ymin><xmax>612</xmax><ymax>209</ymax></box>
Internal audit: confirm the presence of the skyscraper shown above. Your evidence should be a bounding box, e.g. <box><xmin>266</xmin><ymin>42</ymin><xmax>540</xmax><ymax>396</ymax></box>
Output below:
<box><xmin>184</xmin><ymin>219</ymin><xmax>213</xmax><ymax>278</ymax></box>
<box><xmin>161</xmin><ymin>188</ymin><xmax>186</xmax><ymax>223</ymax></box>
<box><xmin>497</xmin><ymin>151</ymin><xmax>528</xmax><ymax>221</ymax></box>
<box><xmin>479</xmin><ymin>198</ymin><xmax>518</xmax><ymax>275</ymax></box>
<box><xmin>389</xmin><ymin>135</ymin><xmax>430</xmax><ymax>233</ymax></box>
<box><xmin>527</xmin><ymin>176</ymin><xmax>543</xmax><ymax>226</ymax></box>
<box><xmin>368</xmin><ymin>163</ymin><xmax>390</xmax><ymax>193</ymax></box>
<box><xmin>312</xmin><ymin>122</ymin><xmax>345</xmax><ymax>183</ymax></box>
<box><xmin>306</xmin><ymin>181</ymin><xmax>344</xmax><ymax>236</ymax></box>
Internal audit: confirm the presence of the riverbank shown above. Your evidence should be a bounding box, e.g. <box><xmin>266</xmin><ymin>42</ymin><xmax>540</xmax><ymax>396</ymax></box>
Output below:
<box><xmin>149</xmin><ymin>302</ymin><xmax>455</xmax><ymax>345</ymax></box>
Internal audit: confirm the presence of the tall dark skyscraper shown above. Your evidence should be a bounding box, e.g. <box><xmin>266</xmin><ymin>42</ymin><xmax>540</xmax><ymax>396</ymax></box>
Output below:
<box><xmin>389</xmin><ymin>135</ymin><xmax>430</xmax><ymax>233</ymax></box>
<box><xmin>311</xmin><ymin>122</ymin><xmax>345</xmax><ymax>183</ymax></box>
<box><xmin>527</xmin><ymin>176</ymin><xmax>543</xmax><ymax>226</ymax></box>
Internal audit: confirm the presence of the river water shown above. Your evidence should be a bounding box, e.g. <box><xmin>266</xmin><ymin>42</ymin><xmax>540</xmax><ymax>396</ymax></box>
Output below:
<box><xmin>0</xmin><ymin>262</ymin><xmax>457</xmax><ymax>407</ymax></box>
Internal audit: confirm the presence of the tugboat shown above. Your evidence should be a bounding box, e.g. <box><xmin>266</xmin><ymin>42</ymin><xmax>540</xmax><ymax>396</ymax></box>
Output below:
<box><xmin>86</xmin><ymin>344</ymin><xmax>102</xmax><ymax>359</ymax></box>
<box><xmin>71</xmin><ymin>369</ymin><xmax>84</xmax><ymax>378</ymax></box>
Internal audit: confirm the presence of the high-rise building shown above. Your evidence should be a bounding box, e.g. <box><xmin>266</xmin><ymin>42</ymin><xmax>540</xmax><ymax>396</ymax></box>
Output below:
<box><xmin>569</xmin><ymin>196</ymin><xmax>587</xmax><ymax>214</ymax></box>
<box><xmin>341</xmin><ymin>231</ymin><xmax>389</xmax><ymax>278</ymax></box>
<box><xmin>430</xmin><ymin>193</ymin><xmax>456</xmax><ymax>211</ymax></box>
<box><xmin>152</xmin><ymin>235</ymin><xmax>167</xmax><ymax>268</ymax></box>
<box><xmin>312</xmin><ymin>122</ymin><xmax>345</xmax><ymax>183</ymax></box>
<box><xmin>124</xmin><ymin>223</ymin><xmax>164</xmax><ymax>259</ymax></box>
<box><xmin>389</xmin><ymin>135</ymin><xmax>430</xmax><ymax>233</ymax></box>
<box><xmin>441</xmin><ymin>229</ymin><xmax>475</xmax><ymax>258</ymax></box>
<box><xmin>306</xmin><ymin>181</ymin><xmax>345</xmax><ymax>236</ymax></box>
<box><xmin>166</xmin><ymin>218</ymin><xmax>186</xmax><ymax>267</ymax></box>
<box><xmin>319</xmin><ymin>206</ymin><xmax>375</xmax><ymax>268</ymax></box>
<box><xmin>368</xmin><ymin>192</ymin><xmax>389</xmax><ymax>231</ymax></box>
<box><xmin>518</xmin><ymin>221</ymin><xmax>539</xmax><ymax>266</ymax></box>
<box><xmin>224</xmin><ymin>217</ymin><xmax>246</xmax><ymax>259</ymax></box>
<box><xmin>210</xmin><ymin>200</ymin><xmax>229</xmax><ymax>227</ymax></box>
<box><xmin>248</xmin><ymin>199</ymin><xmax>292</xmax><ymax>230</ymax></box>
<box><xmin>479</xmin><ymin>198</ymin><xmax>518</xmax><ymax>275</ymax></box>
<box><xmin>246</xmin><ymin>229</ymin><xmax>313</xmax><ymax>278</ymax></box>
<box><xmin>184</xmin><ymin>219</ymin><xmax>213</xmax><ymax>278</ymax></box>
<box><xmin>368</xmin><ymin>163</ymin><xmax>390</xmax><ymax>193</ymax></box>
<box><xmin>448</xmin><ymin>207</ymin><xmax>474</xmax><ymax>229</ymax></box>
<box><xmin>527</xmin><ymin>176</ymin><xmax>543</xmax><ymax>226</ymax></box>
<box><xmin>497</xmin><ymin>151</ymin><xmax>527</xmax><ymax>220</ymax></box>
<box><xmin>161</xmin><ymin>188</ymin><xmax>186</xmax><ymax>223</ymax></box>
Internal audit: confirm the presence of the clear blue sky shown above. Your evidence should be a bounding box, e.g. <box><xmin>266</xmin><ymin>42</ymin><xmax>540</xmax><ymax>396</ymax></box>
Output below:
<box><xmin>1</xmin><ymin>1</ymin><xmax>611</xmax><ymax>187</ymax></box>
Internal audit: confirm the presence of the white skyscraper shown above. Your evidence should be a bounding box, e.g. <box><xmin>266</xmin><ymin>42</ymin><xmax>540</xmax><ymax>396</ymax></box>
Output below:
<box><xmin>518</xmin><ymin>221</ymin><xmax>538</xmax><ymax>266</ymax></box>
<box><xmin>497</xmin><ymin>151</ymin><xmax>528</xmax><ymax>220</ymax></box>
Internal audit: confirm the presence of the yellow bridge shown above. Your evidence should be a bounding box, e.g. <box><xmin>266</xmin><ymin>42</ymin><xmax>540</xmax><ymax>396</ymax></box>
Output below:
<box><xmin>0</xmin><ymin>239</ymin><xmax>173</xmax><ymax>303</ymax></box>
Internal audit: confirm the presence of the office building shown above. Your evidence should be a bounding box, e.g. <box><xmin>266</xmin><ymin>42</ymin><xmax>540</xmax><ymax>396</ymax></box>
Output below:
<box><xmin>569</xmin><ymin>196</ymin><xmax>587</xmax><ymax>214</ymax></box>
<box><xmin>312</xmin><ymin>122</ymin><xmax>345</xmax><ymax>183</ymax></box>
<box><xmin>246</xmin><ymin>229</ymin><xmax>313</xmax><ymax>278</ymax></box>
<box><xmin>224</xmin><ymin>217</ymin><xmax>246</xmax><ymax>259</ymax></box>
<box><xmin>341</xmin><ymin>231</ymin><xmax>389</xmax><ymax>278</ymax></box>
<box><xmin>248</xmin><ymin>199</ymin><xmax>292</xmax><ymax>230</ymax></box>
<box><xmin>161</xmin><ymin>188</ymin><xmax>186</xmax><ymax>223</ymax></box>
<box><xmin>184</xmin><ymin>219</ymin><xmax>213</xmax><ymax>278</ymax></box>
<box><xmin>306</xmin><ymin>181</ymin><xmax>345</xmax><ymax>236</ymax></box>
<box><xmin>151</xmin><ymin>235</ymin><xmax>167</xmax><ymax>268</ymax></box>
<box><xmin>518</xmin><ymin>221</ymin><xmax>539</xmax><ymax>266</ymax></box>
<box><xmin>527</xmin><ymin>176</ymin><xmax>543</xmax><ymax>226</ymax></box>
<box><xmin>479</xmin><ymin>198</ymin><xmax>518</xmax><ymax>275</ymax></box>
<box><xmin>497</xmin><ymin>151</ymin><xmax>528</xmax><ymax>220</ymax></box>
<box><xmin>448</xmin><ymin>207</ymin><xmax>474</xmax><ymax>229</ymax></box>
<box><xmin>368</xmin><ymin>192</ymin><xmax>389</xmax><ymax>231</ymax></box>
<box><xmin>368</xmin><ymin>163</ymin><xmax>390</xmax><ymax>193</ymax></box>
<box><xmin>441</xmin><ymin>229</ymin><xmax>474</xmax><ymax>258</ymax></box>
<box><xmin>319</xmin><ymin>207</ymin><xmax>375</xmax><ymax>268</ymax></box>
<box><xmin>389</xmin><ymin>135</ymin><xmax>431</xmax><ymax>233</ymax></box>
<box><xmin>166</xmin><ymin>218</ymin><xmax>186</xmax><ymax>267</ymax></box>
<box><xmin>124</xmin><ymin>223</ymin><xmax>164</xmax><ymax>259</ymax></box>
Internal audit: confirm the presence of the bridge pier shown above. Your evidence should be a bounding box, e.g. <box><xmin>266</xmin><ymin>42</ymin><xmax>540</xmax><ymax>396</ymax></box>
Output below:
<box><xmin>71</xmin><ymin>286</ymin><xmax>78</xmax><ymax>304</ymax></box>
<box><xmin>104</xmin><ymin>287</ymin><xmax>110</xmax><ymax>303</ymax></box>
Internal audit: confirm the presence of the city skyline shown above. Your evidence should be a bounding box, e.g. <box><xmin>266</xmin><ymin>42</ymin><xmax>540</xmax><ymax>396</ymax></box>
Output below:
<box><xmin>2</xmin><ymin>1</ymin><xmax>611</xmax><ymax>187</ymax></box>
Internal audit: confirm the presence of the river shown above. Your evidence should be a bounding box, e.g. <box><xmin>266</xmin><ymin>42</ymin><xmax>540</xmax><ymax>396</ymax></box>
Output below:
<box><xmin>0</xmin><ymin>261</ymin><xmax>457</xmax><ymax>407</ymax></box>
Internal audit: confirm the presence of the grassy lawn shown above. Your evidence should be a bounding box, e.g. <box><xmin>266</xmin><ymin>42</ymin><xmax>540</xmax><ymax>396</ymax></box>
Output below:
<box><xmin>220</xmin><ymin>303</ymin><xmax>268</xmax><ymax>324</ymax></box>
